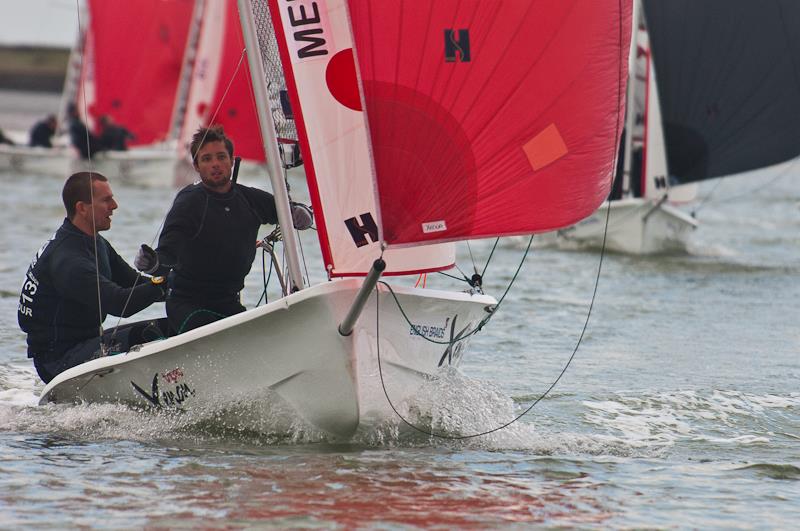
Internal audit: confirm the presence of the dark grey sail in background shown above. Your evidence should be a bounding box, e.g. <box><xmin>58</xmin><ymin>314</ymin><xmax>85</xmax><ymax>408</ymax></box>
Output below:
<box><xmin>642</xmin><ymin>0</ymin><xmax>800</xmax><ymax>184</ymax></box>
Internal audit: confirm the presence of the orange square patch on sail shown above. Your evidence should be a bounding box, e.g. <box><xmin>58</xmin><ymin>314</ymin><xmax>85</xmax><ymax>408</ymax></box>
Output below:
<box><xmin>523</xmin><ymin>123</ymin><xmax>568</xmax><ymax>171</ymax></box>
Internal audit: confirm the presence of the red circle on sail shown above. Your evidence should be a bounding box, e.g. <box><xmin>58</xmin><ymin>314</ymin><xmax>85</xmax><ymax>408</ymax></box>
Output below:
<box><xmin>326</xmin><ymin>49</ymin><xmax>362</xmax><ymax>111</ymax></box>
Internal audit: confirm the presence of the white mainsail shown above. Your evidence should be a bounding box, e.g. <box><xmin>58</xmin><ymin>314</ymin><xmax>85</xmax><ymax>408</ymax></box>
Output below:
<box><xmin>267</xmin><ymin>0</ymin><xmax>456</xmax><ymax>277</ymax></box>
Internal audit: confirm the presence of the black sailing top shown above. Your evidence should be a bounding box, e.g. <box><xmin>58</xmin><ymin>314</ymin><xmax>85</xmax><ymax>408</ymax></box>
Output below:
<box><xmin>154</xmin><ymin>183</ymin><xmax>279</xmax><ymax>300</ymax></box>
<box><xmin>18</xmin><ymin>219</ymin><xmax>164</xmax><ymax>358</ymax></box>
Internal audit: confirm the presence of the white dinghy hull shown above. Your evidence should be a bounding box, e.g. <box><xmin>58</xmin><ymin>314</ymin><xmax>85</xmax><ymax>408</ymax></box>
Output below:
<box><xmin>75</xmin><ymin>149</ymin><xmax>179</xmax><ymax>188</ymax></box>
<box><xmin>544</xmin><ymin>197</ymin><xmax>698</xmax><ymax>255</ymax></box>
<box><xmin>0</xmin><ymin>145</ymin><xmax>75</xmax><ymax>177</ymax></box>
<box><xmin>39</xmin><ymin>279</ymin><xmax>495</xmax><ymax>437</ymax></box>
<box><xmin>0</xmin><ymin>144</ymin><xmax>178</xmax><ymax>187</ymax></box>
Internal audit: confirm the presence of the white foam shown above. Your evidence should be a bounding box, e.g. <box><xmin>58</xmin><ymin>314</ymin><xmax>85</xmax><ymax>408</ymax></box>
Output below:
<box><xmin>581</xmin><ymin>389</ymin><xmax>800</xmax><ymax>447</ymax></box>
<box><xmin>374</xmin><ymin>368</ymin><xmax>662</xmax><ymax>456</ymax></box>
<box><xmin>686</xmin><ymin>241</ymin><xmax>736</xmax><ymax>257</ymax></box>
<box><xmin>0</xmin><ymin>362</ymin><xmax>40</xmax><ymax>407</ymax></box>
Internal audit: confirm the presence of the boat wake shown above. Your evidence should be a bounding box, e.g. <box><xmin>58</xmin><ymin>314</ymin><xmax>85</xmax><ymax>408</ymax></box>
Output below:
<box><xmin>351</xmin><ymin>368</ymin><xmax>672</xmax><ymax>457</ymax></box>
<box><xmin>582</xmin><ymin>389</ymin><xmax>800</xmax><ymax>450</ymax></box>
<box><xmin>10</xmin><ymin>360</ymin><xmax>793</xmax><ymax>457</ymax></box>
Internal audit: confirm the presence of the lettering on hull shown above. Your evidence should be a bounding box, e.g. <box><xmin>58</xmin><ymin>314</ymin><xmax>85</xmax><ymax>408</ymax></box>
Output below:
<box><xmin>410</xmin><ymin>317</ymin><xmax>450</xmax><ymax>340</ymax></box>
<box><xmin>410</xmin><ymin>315</ymin><xmax>471</xmax><ymax>367</ymax></box>
<box><xmin>131</xmin><ymin>369</ymin><xmax>195</xmax><ymax>408</ymax></box>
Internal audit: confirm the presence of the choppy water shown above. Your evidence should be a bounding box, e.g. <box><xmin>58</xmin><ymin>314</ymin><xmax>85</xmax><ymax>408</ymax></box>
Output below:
<box><xmin>1</xmin><ymin>89</ymin><xmax>799</xmax><ymax>528</ymax></box>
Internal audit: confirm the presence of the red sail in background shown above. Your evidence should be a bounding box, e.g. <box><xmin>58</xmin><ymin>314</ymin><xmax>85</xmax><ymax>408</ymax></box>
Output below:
<box><xmin>347</xmin><ymin>0</ymin><xmax>631</xmax><ymax>246</ymax></box>
<box><xmin>204</xmin><ymin>0</ymin><xmax>264</xmax><ymax>161</ymax></box>
<box><xmin>85</xmin><ymin>0</ymin><xmax>194</xmax><ymax>146</ymax></box>
<box><xmin>181</xmin><ymin>0</ymin><xmax>265</xmax><ymax>162</ymax></box>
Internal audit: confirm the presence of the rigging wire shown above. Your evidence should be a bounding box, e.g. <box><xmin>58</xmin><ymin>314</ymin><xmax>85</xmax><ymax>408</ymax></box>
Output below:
<box><xmin>257</xmin><ymin>248</ymin><xmax>274</xmax><ymax>306</ymax></box>
<box><xmin>74</xmin><ymin>1</ymin><xmax>147</xmax><ymax>354</ymax></box>
<box><xmin>451</xmin><ymin>261</ymin><xmax>472</xmax><ymax>284</ymax></box>
<box><xmin>481</xmin><ymin>238</ymin><xmax>500</xmax><ymax>278</ymax></box>
<box><xmin>74</xmin><ymin>1</ymin><xmax>107</xmax><ymax>347</ymax></box>
<box><xmin>295</xmin><ymin>225</ymin><xmax>311</xmax><ymax>287</ymax></box>
<box><xmin>436</xmin><ymin>270</ymin><xmax>471</xmax><ymax>283</ymax></box>
<box><xmin>466</xmin><ymin>241</ymin><xmax>478</xmax><ymax>276</ymax></box>
<box><xmin>170</xmin><ymin>46</ymin><xmax>248</xmax><ymax>188</ymax></box>
<box><xmin>280</xmin><ymin>164</ymin><xmax>312</xmax><ymax>287</ymax></box>
<box><xmin>379</xmin><ymin>236</ymin><xmax>533</xmax><ymax>347</ymax></box>
<box><xmin>374</xmin><ymin>0</ymin><xmax>626</xmax><ymax>439</ymax></box>
<box><xmin>557</xmin><ymin>200</ymin><xmax>649</xmax><ymax>238</ymax></box>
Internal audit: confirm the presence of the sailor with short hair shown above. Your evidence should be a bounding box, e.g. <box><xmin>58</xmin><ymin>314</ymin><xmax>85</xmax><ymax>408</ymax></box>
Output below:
<box><xmin>18</xmin><ymin>171</ymin><xmax>166</xmax><ymax>384</ymax></box>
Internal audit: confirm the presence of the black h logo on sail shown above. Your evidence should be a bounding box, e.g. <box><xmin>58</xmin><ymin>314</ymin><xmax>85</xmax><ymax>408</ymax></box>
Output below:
<box><xmin>444</xmin><ymin>29</ymin><xmax>470</xmax><ymax>62</ymax></box>
<box><xmin>344</xmin><ymin>213</ymin><xmax>379</xmax><ymax>247</ymax></box>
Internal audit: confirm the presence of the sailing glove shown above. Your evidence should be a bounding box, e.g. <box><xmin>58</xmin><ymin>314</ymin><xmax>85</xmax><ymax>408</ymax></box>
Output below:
<box><xmin>134</xmin><ymin>244</ymin><xmax>160</xmax><ymax>274</ymax></box>
<box><xmin>291</xmin><ymin>203</ymin><xmax>313</xmax><ymax>230</ymax></box>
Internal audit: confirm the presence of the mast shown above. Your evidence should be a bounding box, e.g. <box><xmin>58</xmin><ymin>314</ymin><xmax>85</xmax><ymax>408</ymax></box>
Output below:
<box><xmin>237</xmin><ymin>0</ymin><xmax>305</xmax><ymax>292</ymax></box>
<box><xmin>621</xmin><ymin>0</ymin><xmax>641</xmax><ymax>198</ymax></box>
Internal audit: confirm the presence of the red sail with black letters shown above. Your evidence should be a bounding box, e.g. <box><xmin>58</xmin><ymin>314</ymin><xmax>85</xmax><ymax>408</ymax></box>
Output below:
<box><xmin>346</xmin><ymin>0</ymin><xmax>632</xmax><ymax>246</ymax></box>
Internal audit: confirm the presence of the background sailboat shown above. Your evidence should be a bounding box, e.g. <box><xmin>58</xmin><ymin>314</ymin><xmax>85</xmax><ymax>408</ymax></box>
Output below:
<box><xmin>1</xmin><ymin>0</ymin><xmax>278</xmax><ymax>187</ymax></box>
<box><xmin>78</xmin><ymin>0</ymin><xmax>194</xmax><ymax>148</ymax></box>
<box><xmin>74</xmin><ymin>0</ymin><xmax>197</xmax><ymax>185</ymax></box>
<box><xmin>39</xmin><ymin>0</ymin><xmax>631</xmax><ymax>437</ymax></box>
<box><xmin>0</xmin><ymin>0</ymin><xmax>196</xmax><ymax>185</ymax></box>
<box><xmin>549</xmin><ymin>0</ymin><xmax>800</xmax><ymax>254</ymax></box>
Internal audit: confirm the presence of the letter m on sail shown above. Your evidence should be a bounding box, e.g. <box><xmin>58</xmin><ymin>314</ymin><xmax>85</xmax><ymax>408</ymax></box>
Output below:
<box><xmin>444</xmin><ymin>29</ymin><xmax>470</xmax><ymax>62</ymax></box>
<box><xmin>344</xmin><ymin>213</ymin><xmax>379</xmax><ymax>248</ymax></box>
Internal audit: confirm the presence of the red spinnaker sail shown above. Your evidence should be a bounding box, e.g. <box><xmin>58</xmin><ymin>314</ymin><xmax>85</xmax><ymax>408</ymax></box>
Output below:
<box><xmin>86</xmin><ymin>0</ymin><xmax>194</xmax><ymax>146</ymax></box>
<box><xmin>347</xmin><ymin>0</ymin><xmax>631</xmax><ymax>246</ymax></box>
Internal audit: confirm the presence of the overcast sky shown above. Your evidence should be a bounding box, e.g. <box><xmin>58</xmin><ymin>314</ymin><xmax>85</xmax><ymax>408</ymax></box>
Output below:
<box><xmin>0</xmin><ymin>0</ymin><xmax>80</xmax><ymax>47</ymax></box>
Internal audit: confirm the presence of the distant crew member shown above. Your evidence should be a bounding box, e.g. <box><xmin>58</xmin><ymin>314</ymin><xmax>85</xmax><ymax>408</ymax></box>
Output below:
<box><xmin>98</xmin><ymin>114</ymin><xmax>136</xmax><ymax>151</ymax></box>
<box><xmin>29</xmin><ymin>115</ymin><xmax>57</xmax><ymax>148</ymax></box>
<box><xmin>66</xmin><ymin>103</ymin><xmax>104</xmax><ymax>159</ymax></box>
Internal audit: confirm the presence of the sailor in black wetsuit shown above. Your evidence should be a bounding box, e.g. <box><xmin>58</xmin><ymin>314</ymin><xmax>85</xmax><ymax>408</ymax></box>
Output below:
<box><xmin>29</xmin><ymin>115</ymin><xmax>57</xmax><ymax>148</ymax></box>
<box><xmin>66</xmin><ymin>103</ymin><xmax>104</xmax><ymax>159</ymax></box>
<box><xmin>18</xmin><ymin>172</ymin><xmax>167</xmax><ymax>384</ymax></box>
<box><xmin>98</xmin><ymin>114</ymin><xmax>135</xmax><ymax>151</ymax></box>
<box><xmin>134</xmin><ymin>125</ymin><xmax>312</xmax><ymax>335</ymax></box>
